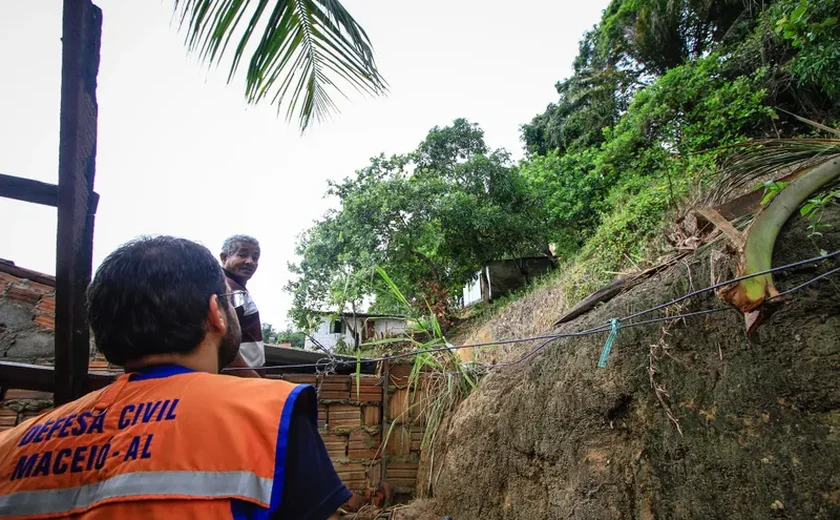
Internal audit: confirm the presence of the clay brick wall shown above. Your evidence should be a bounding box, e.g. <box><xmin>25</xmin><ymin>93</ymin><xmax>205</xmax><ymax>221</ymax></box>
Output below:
<box><xmin>277</xmin><ymin>373</ymin><xmax>386</xmax><ymax>492</ymax></box>
<box><xmin>0</xmin><ymin>264</ymin><xmax>57</xmax><ymax>363</ymax></box>
<box><xmin>274</xmin><ymin>363</ymin><xmax>427</xmax><ymax>501</ymax></box>
<box><xmin>0</xmin><ymin>264</ymin><xmax>111</xmax><ymax>434</ymax></box>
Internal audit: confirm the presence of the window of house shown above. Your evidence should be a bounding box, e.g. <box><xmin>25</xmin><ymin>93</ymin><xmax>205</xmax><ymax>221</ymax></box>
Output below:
<box><xmin>331</xmin><ymin>320</ymin><xmax>345</xmax><ymax>334</ymax></box>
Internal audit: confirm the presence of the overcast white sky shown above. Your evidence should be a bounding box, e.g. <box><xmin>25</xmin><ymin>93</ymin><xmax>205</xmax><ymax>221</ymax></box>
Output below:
<box><xmin>0</xmin><ymin>0</ymin><xmax>610</xmax><ymax>328</ymax></box>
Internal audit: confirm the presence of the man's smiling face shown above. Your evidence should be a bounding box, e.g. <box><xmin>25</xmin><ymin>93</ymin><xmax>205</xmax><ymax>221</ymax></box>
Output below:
<box><xmin>221</xmin><ymin>241</ymin><xmax>260</xmax><ymax>283</ymax></box>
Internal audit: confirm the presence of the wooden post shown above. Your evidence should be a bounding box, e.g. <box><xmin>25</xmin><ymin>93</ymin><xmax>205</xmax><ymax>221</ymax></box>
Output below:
<box><xmin>54</xmin><ymin>0</ymin><xmax>102</xmax><ymax>405</ymax></box>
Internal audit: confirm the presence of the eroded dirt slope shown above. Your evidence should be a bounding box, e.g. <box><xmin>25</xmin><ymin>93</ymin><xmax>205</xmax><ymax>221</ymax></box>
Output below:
<box><xmin>406</xmin><ymin>209</ymin><xmax>840</xmax><ymax>520</ymax></box>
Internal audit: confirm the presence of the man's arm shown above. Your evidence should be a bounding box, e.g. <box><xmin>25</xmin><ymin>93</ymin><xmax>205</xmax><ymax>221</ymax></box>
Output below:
<box><xmin>272</xmin><ymin>389</ymin><xmax>352</xmax><ymax>520</ymax></box>
<box><xmin>226</xmin><ymin>351</ymin><xmax>262</xmax><ymax>378</ymax></box>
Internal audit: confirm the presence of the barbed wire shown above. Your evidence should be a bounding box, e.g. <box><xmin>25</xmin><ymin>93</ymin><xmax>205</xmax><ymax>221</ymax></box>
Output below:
<box><xmin>219</xmin><ymin>249</ymin><xmax>838</xmax><ymax>374</ymax></box>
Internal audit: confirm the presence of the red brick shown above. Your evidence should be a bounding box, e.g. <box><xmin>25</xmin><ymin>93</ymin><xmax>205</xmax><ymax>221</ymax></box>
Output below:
<box><xmin>4</xmin><ymin>389</ymin><xmax>53</xmax><ymax>400</ymax></box>
<box><xmin>388</xmin><ymin>363</ymin><xmax>412</xmax><ymax>385</ymax></box>
<box><xmin>28</xmin><ymin>282</ymin><xmax>54</xmax><ymax>295</ymax></box>
<box><xmin>89</xmin><ymin>360</ymin><xmax>111</xmax><ymax>370</ymax></box>
<box><xmin>387</xmin><ymin>388</ymin><xmax>410</xmax><ymax>423</ymax></box>
<box><xmin>319</xmin><ymin>375</ymin><xmax>350</xmax><ymax>400</ymax></box>
<box><xmin>282</xmin><ymin>374</ymin><xmax>317</xmax><ymax>385</ymax></box>
<box><xmin>411</xmin><ymin>389</ymin><xmax>427</xmax><ymax>424</ymax></box>
<box><xmin>367</xmin><ymin>460</ymin><xmax>382</xmax><ymax>488</ymax></box>
<box><xmin>322</xmin><ymin>375</ymin><xmax>351</xmax><ymax>385</ymax></box>
<box><xmin>349</xmin><ymin>378</ymin><xmax>382</xmax><ymax>402</ymax></box>
<box><xmin>4</xmin><ymin>285</ymin><xmax>41</xmax><ymax>306</ymax></box>
<box><xmin>34</xmin><ymin>314</ymin><xmax>55</xmax><ymax>330</ymax></box>
<box><xmin>348</xmin><ymin>431</ymin><xmax>381</xmax><ymax>460</ymax></box>
<box><xmin>0</xmin><ymin>408</ymin><xmax>18</xmax><ymax>428</ymax></box>
<box><xmin>329</xmin><ymin>404</ymin><xmax>361</xmax><ymax>431</ymax></box>
<box><xmin>317</xmin><ymin>404</ymin><xmax>328</xmax><ymax>430</ymax></box>
<box><xmin>334</xmin><ymin>462</ymin><xmax>366</xmax><ymax>490</ymax></box>
<box><xmin>320</xmin><ymin>433</ymin><xmax>348</xmax><ymax>459</ymax></box>
<box><xmin>410</xmin><ymin>428</ymin><xmax>424</xmax><ymax>452</ymax></box>
<box><xmin>385</xmin><ymin>461</ymin><xmax>419</xmax><ymax>490</ymax></box>
<box><xmin>0</xmin><ymin>272</ymin><xmax>19</xmax><ymax>286</ymax></box>
<box><xmin>36</xmin><ymin>296</ymin><xmax>55</xmax><ymax>314</ymax></box>
<box><xmin>385</xmin><ymin>425</ymin><xmax>410</xmax><ymax>456</ymax></box>
<box><xmin>363</xmin><ymin>406</ymin><xmax>381</xmax><ymax>427</ymax></box>
<box><xmin>350</xmin><ymin>375</ymin><xmax>381</xmax><ymax>388</ymax></box>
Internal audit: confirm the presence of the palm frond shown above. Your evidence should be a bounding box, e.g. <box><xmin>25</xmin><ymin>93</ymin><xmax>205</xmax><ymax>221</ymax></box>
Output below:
<box><xmin>173</xmin><ymin>0</ymin><xmax>387</xmax><ymax>132</ymax></box>
<box><xmin>710</xmin><ymin>138</ymin><xmax>840</xmax><ymax>205</ymax></box>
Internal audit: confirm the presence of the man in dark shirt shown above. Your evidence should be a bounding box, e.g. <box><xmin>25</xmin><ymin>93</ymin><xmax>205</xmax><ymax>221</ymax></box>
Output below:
<box><xmin>220</xmin><ymin>235</ymin><xmax>265</xmax><ymax>378</ymax></box>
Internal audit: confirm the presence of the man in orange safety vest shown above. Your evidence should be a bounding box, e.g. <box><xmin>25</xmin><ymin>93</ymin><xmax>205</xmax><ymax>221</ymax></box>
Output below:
<box><xmin>0</xmin><ymin>236</ymin><xmax>351</xmax><ymax>519</ymax></box>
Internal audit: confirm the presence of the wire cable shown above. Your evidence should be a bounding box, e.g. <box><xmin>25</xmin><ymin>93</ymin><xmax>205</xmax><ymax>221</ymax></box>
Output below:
<box><xmin>221</xmin><ymin>250</ymin><xmax>839</xmax><ymax>373</ymax></box>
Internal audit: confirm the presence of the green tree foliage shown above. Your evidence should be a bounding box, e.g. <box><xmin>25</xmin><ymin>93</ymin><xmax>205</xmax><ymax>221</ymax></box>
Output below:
<box><xmin>261</xmin><ymin>323</ymin><xmax>305</xmax><ymax>348</ymax></box>
<box><xmin>287</xmin><ymin>119</ymin><xmax>549</xmax><ymax>329</ymax></box>
<box><xmin>519</xmin><ymin>0</ymin><xmax>839</xmax><ymax>297</ymax></box>
<box><xmin>774</xmin><ymin>0</ymin><xmax>840</xmax><ymax>100</ymax></box>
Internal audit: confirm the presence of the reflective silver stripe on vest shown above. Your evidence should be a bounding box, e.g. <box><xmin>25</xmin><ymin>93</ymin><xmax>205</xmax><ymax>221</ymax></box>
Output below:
<box><xmin>0</xmin><ymin>470</ymin><xmax>273</xmax><ymax>516</ymax></box>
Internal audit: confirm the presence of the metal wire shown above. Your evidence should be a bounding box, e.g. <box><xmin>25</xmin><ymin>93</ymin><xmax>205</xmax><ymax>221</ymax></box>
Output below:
<box><xmin>221</xmin><ymin>250</ymin><xmax>840</xmax><ymax>373</ymax></box>
<box><xmin>620</xmin><ymin>250</ymin><xmax>839</xmax><ymax>323</ymax></box>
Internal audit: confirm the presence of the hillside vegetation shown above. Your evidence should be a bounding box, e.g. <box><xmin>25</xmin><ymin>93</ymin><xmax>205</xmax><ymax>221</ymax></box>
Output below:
<box><xmin>287</xmin><ymin>0</ymin><xmax>840</xmax><ymax>332</ymax></box>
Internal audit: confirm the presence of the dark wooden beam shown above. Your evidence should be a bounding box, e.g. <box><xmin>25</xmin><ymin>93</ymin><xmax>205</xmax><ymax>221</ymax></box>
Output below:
<box><xmin>0</xmin><ymin>361</ymin><xmax>114</xmax><ymax>394</ymax></box>
<box><xmin>0</xmin><ymin>174</ymin><xmax>58</xmax><ymax>207</ymax></box>
<box><xmin>0</xmin><ymin>173</ymin><xmax>100</xmax><ymax>212</ymax></box>
<box><xmin>54</xmin><ymin>0</ymin><xmax>102</xmax><ymax>405</ymax></box>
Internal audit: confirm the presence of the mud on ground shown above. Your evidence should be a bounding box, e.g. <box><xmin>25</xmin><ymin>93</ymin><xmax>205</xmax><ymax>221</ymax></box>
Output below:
<box><xmin>402</xmin><ymin>209</ymin><xmax>840</xmax><ymax>520</ymax></box>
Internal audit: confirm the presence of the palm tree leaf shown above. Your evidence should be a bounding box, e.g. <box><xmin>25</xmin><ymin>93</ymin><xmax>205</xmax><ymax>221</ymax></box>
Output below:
<box><xmin>709</xmin><ymin>138</ymin><xmax>840</xmax><ymax>205</ymax></box>
<box><xmin>173</xmin><ymin>0</ymin><xmax>387</xmax><ymax>132</ymax></box>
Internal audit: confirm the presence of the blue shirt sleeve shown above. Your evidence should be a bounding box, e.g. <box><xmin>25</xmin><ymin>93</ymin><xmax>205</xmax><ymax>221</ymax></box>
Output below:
<box><xmin>271</xmin><ymin>388</ymin><xmax>353</xmax><ymax>520</ymax></box>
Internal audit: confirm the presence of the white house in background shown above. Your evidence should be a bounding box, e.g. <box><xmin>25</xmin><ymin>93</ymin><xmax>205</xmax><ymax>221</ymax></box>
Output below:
<box><xmin>305</xmin><ymin>313</ymin><xmax>407</xmax><ymax>351</ymax></box>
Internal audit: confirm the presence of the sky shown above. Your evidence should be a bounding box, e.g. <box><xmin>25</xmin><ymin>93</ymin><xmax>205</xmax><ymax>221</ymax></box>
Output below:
<box><xmin>0</xmin><ymin>0</ymin><xmax>611</xmax><ymax>328</ymax></box>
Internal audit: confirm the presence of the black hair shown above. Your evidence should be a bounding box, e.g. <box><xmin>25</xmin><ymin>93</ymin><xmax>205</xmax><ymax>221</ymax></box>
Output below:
<box><xmin>86</xmin><ymin>236</ymin><xmax>227</xmax><ymax>366</ymax></box>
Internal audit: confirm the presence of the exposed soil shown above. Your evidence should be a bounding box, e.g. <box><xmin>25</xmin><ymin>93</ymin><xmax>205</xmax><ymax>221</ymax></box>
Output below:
<box><xmin>399</xmin><ymin>209</ymin><xmax>840</xmax><ymax>519</ymax></box>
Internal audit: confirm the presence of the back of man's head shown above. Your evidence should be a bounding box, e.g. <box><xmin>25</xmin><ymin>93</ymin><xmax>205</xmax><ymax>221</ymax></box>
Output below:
<box><xmin>87</xmin><ymin>236</ymin><xmax>227</xmax><ymax>366</ymax></box>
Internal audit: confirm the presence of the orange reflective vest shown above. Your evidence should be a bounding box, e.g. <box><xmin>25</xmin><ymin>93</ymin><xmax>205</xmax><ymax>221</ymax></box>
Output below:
<box><xmin>0</xmin><ymin>365</ymin><xmax>312</xmax><ymax>519</ymax></box>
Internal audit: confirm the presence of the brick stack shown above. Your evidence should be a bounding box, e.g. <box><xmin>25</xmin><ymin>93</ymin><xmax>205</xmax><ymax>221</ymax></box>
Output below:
<box><xmin>277</xmin><ymin>373</ymin><xmax>385</xmax><ymax>492</ymax></box>
<box><xmin>0</xmin><ymin>266</ymin><xmax>57</xmax><ymax>364</ymax></box>
<box><xmin>382</xmin><ymin>363</ymin><xmax>423</xmax><ymax>496</ymax></box>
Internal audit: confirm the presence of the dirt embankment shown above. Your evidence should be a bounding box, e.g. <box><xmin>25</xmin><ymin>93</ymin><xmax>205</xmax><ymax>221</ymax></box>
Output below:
<box><xmin>404</xmin><ymin>209</ymin><xmax>840</xmax><ymax>519</ymax></box>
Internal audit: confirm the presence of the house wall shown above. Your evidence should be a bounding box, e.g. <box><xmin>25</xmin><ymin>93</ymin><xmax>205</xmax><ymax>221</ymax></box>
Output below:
<box><xmin>305</xmin><ymin>316</ymin><xmax>407</xmax><ymax>351</ymax></box>
<box><xmin>371</xmin><ymin>318</ymin><xmax>406</xmax><ymax>339</ymax></box>
<box><xmin>462</xmin><ymin>269</ymin><xmax>485</xmax><ymax>307</ymax></box>
<box><xmin>305</xmin><ymin>318</ymin><xmax>358</xmax><ymax>350</ymax></box>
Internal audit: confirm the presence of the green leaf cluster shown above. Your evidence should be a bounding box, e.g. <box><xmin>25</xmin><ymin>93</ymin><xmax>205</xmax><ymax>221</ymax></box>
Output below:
<box><xmin>287</xmin><ymin>119</ymin><xmax>550</xmax><ymax>329</ymax></box>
